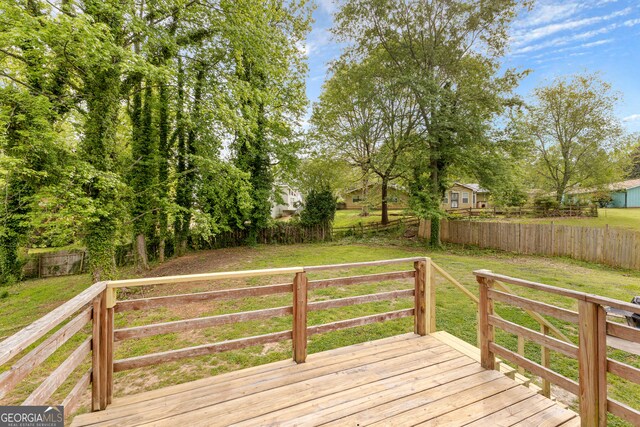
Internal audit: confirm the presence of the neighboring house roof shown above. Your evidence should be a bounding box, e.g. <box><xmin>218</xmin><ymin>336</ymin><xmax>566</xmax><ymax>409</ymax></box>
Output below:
<box><xmin>610</xmin><ymin>178</ymin><xmax>640</xmax><ymax>191</ymax></box>
<box><xmin>453</xmin><ymin>183</ymin><xmax>490</xmax><ymax>193</ymax></box>
<box><xmin>567</xmin><ymin>178</ymin><xmax>640</xmax><ymax>195</ymax></box>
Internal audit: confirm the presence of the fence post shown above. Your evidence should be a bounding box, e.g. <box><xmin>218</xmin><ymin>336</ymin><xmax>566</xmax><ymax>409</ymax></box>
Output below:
<box><xmin>292</xmin><ymin>271</ymin><xmax>308</xmax><ymax>363</ymax></box>
<box><xmin>476</xmin><ymin>273</ymin><xmax>495</xmax><ymax>370</ymax></box>
<box><xmin>578</xmin><ymin>300</ymin><xmax>602</xmax><ymax>426</ymax></box>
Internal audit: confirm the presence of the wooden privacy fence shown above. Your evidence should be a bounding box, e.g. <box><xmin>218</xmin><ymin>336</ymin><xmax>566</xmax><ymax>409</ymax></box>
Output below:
<box><xmin>475</xmin><ymin>270</ymin><xmax>640</xmax><ymax>426</ymax></box>
<box><xmin>420</xmin><ymin>219</ymin><xmax>640</xmax><ymax>270</ymax></box>
<box><xmin>22</xmin><ymin>250</ymin><xmax>88</xmax><ymax>278</ymax></box>
<box><xmin>208</xmin><ymin>223</ymin><xmax>331</xmax><ymax>249</ymax></box>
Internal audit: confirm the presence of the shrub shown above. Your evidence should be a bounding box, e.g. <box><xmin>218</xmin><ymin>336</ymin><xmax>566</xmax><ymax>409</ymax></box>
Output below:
<box><xmin>533</xmin><ymin>195</ymin><xmax>559</xmax><ymax>211</ymax></box>
<box><xmin>300</xmin><ymin>188</ymin><xmax>337</xmax><ymax>226</ymax></box>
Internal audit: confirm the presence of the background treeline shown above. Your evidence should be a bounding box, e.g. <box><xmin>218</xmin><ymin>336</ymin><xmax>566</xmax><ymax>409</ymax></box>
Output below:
<box><xmin>0</xmin><ymin>0</ymin><xmax>312</xmax><ymax>283</ymax></box>
<box><xmin>308</xmin><ymin>0</ymin><xmax>639</xmax><ymax>243</ymax></box>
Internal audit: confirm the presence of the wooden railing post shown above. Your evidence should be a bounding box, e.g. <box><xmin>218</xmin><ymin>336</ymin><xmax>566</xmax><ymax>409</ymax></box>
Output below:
<box><xmin>91</xmin><ymin>295</ymin><xmax>102</xmax><ymax>412</ymax></box>
<box><xmin>596</xmin><ymin>305</ymin><xmax>608</xmax><ymax>427</ymax></box>
<box><xmin>578</xmin><ymin>300</ymin><xmax>602</xmax><ymax>426</ymax></box>
<box><xmin>91</xmin><ymin>288</ymin><xmax>115</xmax><ymax>411</ymax></box>
<box><xmin>292</xmin><ymin>271</ymin><xmax>308</xmax><ymax>363</ymax></box>
<box><xmin>517</xmin><ymin>335</ymin><xmax>525</xmax><ymax>375</ymax></box>
<box><xmin>540</xmin><ymin>325</ymin><xmax>551</xmax><ymax>398</ymax></box>
<box><xmin>414</xmin><ymin>258</ymin><xmax>434</xmax><ymax>335</ymax></box>
<box><xmin>476</xmin><ymin>273</ymin><xmax>495</xmax><ymax>370</ymax></box>
<box><xmin>105</xmin><ymin>287</ymin><xmax>116</xmax><ymax>405</ymax></box>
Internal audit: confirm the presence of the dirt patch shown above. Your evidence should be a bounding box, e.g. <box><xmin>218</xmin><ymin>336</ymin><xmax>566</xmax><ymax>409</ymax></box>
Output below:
<box><xmin>145</xmin><ymin>246</ymin><xmax>256</xmax><ymax>277</ymax></box>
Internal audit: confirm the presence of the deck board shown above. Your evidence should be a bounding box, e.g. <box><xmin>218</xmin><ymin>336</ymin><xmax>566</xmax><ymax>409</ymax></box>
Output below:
<box><xmin>71</xmin><ymin>333</ymin><xmax>578</xmax><ymax>427</ymax></box>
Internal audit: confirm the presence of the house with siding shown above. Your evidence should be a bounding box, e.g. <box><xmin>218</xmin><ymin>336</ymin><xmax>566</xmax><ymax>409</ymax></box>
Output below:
<box><xmin>605</xmin><ymin>179</ymin><xmax>640</xmax><ymax>208</ymax></box>
<box><xmin>271</xmin><ymin>184</ymin><xmax>303</xmax><ymax>218</ymax></box>
<box><xmin>342</xmin><ymin>183</ymin><xmax>409</xmax><ymax>210</ymax></box>
<box><xmin>441</xmin><ymin>183</ymin><xmax>491</xmax><ymax>210</ymax></box>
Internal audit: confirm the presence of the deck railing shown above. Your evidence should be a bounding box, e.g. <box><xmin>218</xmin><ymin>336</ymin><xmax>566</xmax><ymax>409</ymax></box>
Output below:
<box><xmin>475</xmin><ymin>270</ymin><xmax>640</xmax><ymax>426</ymax></box>
<box><xmin>3</xmin><ymin>258</ymin><xmax>638</xmax><ymax>426</ymax></box>
<box><xmin>0</xmin><ymin>257</ymin><xmax>438</xmax><ymax>418</ymax></box>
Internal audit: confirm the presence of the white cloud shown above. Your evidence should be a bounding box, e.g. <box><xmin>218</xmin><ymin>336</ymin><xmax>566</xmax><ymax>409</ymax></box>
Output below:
<box><xmin>317</xmin><ymin>0</ymin><xmax>337</xmax><ymax>14</ymax></box>
<box><xmin>513</xmin><ymin>2</ymin><xmax>583</xmax><ymax>30</ymax></box>
<box><xmin>623</xmin><ymin>114</ymin><xmax>640</xmax><ymax>122</ymax></box>
<box><xmin>305</xmin><ymin>27</ymin><xmax>333</xmax><ymax>55</ymax></box>
<box><xmin>511</xmin><ymin>7</ymin><xmax>632</xmax><ymax>47</ymax></box>
<box><xmin>510</xmin><ymin>18</ymin><xmax>640</xmax><ymax>55</ymax></box>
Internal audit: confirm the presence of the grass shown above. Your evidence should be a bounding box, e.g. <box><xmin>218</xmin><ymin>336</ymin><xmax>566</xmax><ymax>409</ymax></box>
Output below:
<box><xmin>514</xmin><ymin>208</ymin><xmax>640</xmax><ymax>232</ymax></box>
<box><xmin>333</xmin><ymin>209</ymin><xmax>412</xmax><ymax>228</ymax></box>
<box><xmin>1</xmin><ymin>239</ymin><xmax>639</xmax><ymax>425</ymax></box>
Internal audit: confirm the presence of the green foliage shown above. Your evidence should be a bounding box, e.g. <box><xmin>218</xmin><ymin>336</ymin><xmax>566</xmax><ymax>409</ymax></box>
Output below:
<box><xmin>522</xmin><ymin>74</ymin><xmax>626</xmax><ymax>201</ymax></box>
<box><xmin>533</xmin><ymin>195</ymin><xmax>559</xmax><ymax>211</ymax></box>
<box><xmin>0</xmin><ymin>0</ymin><xmax>312</xmax><ymax>279</ymax></box>
<box><xmin>592</xmin><ymin>191</ymin><xmax>613</xmax><ymax>208</ymax></box>
<box><xmin>300</xmin><ymin>188</ymin><xmax>337</xmax><ymax>226</ymax></box>
<box><xmin>330</xmin><ymin>0</ymin><xmax>528</xmax><ymax>242</ymax></box>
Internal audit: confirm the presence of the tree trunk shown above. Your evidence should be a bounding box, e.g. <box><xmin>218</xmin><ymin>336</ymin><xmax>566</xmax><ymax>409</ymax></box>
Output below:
<box><xmin>429</xmin><ymin>165</ymin><xmax>441</xmax><ymax>247</ymax></box>
<box><xmin>135</xmin><ymin>233</ymin><xmax>149</xmax><ymax>270</ymax></box>
<box><xmin>381</xmin><ymin>178</ymin><xmax>389</xmax><ymax>225</ymax></box>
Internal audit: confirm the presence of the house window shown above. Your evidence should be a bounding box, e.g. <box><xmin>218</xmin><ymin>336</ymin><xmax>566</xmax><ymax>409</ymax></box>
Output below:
<box><xmin>353</xmin><ymin>196</ymin><xmax>362</xmax><ymax>203</ymax></box>
<box><xmin>443</xmin><ymin>195</ymin><xmax>448</xmax><ymax>204</ymax></box>
<box><xmin>451</xmin><ymin>192</ymin><xmax>459</xmax><ymax>208</ymax></box>
<box><xmin>388</xmin><ymin>196</ymin><xmax>398</xmax><ymax>203</ymax></box>
<box><xmin>473</xmin><ymin>193</ymin><xmax>476</xmax><ymax>206</ymax></box>
<box><xmin>462</xmin><ymin>192</ymin><xmax>469</xmax><ymax>204</ymax></box>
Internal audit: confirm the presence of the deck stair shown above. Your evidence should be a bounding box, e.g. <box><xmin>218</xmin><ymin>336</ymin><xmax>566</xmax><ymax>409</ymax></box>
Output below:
<box><xmin>431</xmin><ymin>331</ymin><xmax>547</xmax><ymax>396</ymax></box>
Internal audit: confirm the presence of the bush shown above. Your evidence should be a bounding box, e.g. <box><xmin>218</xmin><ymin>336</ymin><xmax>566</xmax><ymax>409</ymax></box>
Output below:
<box><xmin>592</xmin><ymin>191</ymin><xmax>613</xmax><ymax>208</ymax></box>
<box><xmin>533</xmin><ymin>195</ymin><xmax>559</xmax><ymax>211</ymax></box>
<box><xmin>300</xmin><ymin>188</ymin><xmax>337</xmax><ymax>226</ymax></box>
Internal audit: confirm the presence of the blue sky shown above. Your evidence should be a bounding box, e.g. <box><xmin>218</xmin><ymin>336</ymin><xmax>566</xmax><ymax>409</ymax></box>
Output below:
<box><xmin>304</xmin><ymin>0</ymin><xmax>640</xmax><ymax>132</ymax></box>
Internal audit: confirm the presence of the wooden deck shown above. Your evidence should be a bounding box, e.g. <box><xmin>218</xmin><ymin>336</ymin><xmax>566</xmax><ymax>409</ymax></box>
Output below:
<box><xmin>71</xmin><ymin>333</ymin><xmax>578</xmax><ymax>427</ymax></box>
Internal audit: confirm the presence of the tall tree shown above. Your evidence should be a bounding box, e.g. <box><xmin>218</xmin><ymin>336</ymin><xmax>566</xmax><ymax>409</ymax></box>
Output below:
<box><xmin>228</xmin><ymin>0</ymin><xmax>311</xmax><ymax>242</ymax></box>
<box><xmin>312</xmin><ymin>54</ymin><xmax>419</xmax><ymax>224</ymax></box>
<box><xmin>523</xmin><ymin>74</ymin><xmax>625</xmax><ymax>201</ymax></box>
<box><xmin>333</xmin><ymin>0</ymin><xmax>526</xmax><ymax>244</ymax></box>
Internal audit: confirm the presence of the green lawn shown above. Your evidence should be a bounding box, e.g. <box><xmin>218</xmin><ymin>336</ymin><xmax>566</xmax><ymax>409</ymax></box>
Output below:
<box><xmin>333</xmin><ymin>209</ymin><xmax>412</xmax><ymax>227</ymax></box>
<box><xmin>517</xmin><ymin>208</ymin><xmax>640</xmax><ymax>232</ymax></box>
<box><xmin>1</xmin><ymin>240</ymin><xmax>638</xmax><ymax>425</ymax></box>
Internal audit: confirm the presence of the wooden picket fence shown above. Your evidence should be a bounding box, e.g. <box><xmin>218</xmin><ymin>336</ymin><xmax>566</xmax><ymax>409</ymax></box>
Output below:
<box><xmin>332</xmin><ymin>217</ymin><xmax>419</xmax><ymax>238</ymax></box>
<box><xmin>208</xmin><ymin>223</ymin><xmax>331</xmax><ymax>248</ymax></box>
<box><xmin>420</xmin><ymin>219</ymin><xmax>640</xmax><ymax>270</ymax></box>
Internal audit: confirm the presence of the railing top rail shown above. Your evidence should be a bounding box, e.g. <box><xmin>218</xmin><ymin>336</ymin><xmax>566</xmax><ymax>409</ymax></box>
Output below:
<box><xmin>475</xmin><ymin>269</ymin><xmax>640</xmax><ymax>316</ymax></box>
<box><xmin>0</xmin><ymin>281</ymin><xmax>107</xmax><ymax>366</ymax></box>
<box><xmin>474</xmin><ymin>270</ymin><xmax>587</xmax><ymax>301</ymax></box>
<box><xmin>106</xmin><ymin>267</ymin><xmax>304</xmax><ymax>288</ymax></box>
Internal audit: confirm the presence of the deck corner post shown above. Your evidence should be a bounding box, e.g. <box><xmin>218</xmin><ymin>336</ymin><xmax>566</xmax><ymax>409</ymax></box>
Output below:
<box><xmin>476</xmin><ymin>274</ymin><xmax>495</xmax><ymax>370</ymax></box>
<box><xmin>414</xmin><ymin>258</ymin><xmax>432</xmax><ymax>335</ymax></box>
<box><xmin>293</xmin><ymin>271</ymin><xmax>308</xmax><ymax>363</ymax></box>
<box><xmin>578</xmin><ymin>299</ymin><xmax>603</xmax><ymax>427</ymax></box>
<box><xmin>91</xmin><ymin>295</ymin><xmax>102</xmax><ymax>412</ymax></box>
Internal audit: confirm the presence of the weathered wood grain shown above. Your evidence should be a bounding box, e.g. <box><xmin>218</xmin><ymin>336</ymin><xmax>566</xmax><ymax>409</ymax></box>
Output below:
<box><xmin>0</xmin><ymin>306</ymin><xmax>91</xmax><ymax>399</ymax></box>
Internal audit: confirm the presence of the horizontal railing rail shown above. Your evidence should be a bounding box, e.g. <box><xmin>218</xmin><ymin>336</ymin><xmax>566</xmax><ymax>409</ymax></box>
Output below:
<box><xmin>0</xmin><ymin>280</ymin><xmax>112</xmax><ymax>416</ymax></box>
<box><xmin>475</xmin><ymin>269</ymin><xmax>640</xmax><ymax>427</ymax></box>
